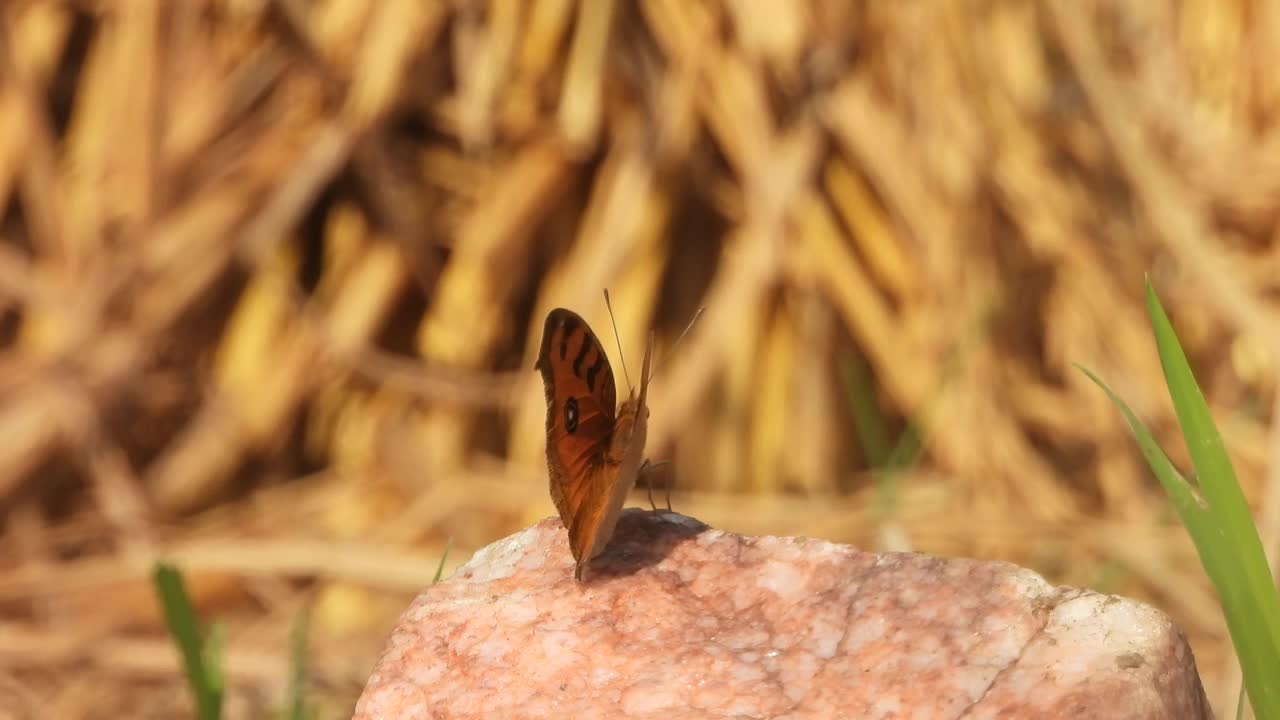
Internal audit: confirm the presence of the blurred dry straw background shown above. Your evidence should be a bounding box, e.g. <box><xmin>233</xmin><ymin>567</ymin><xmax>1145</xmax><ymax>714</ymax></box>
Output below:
<box><xmin>0</xmin><ymin>0</ymin><xmax>1277</xmax><ymax>716</ymax></box>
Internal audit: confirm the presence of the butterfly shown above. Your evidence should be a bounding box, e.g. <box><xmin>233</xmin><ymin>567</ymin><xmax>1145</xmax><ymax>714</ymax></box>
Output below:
<box><xmin>535</xmin><ymin>307</ymin><xmax>658</xmax><ymax>581</ymax></box>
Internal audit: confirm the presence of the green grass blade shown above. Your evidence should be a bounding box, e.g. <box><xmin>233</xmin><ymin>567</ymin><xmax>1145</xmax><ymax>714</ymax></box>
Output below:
<box><xmin>1079</xmin><ymin>360</ymin><xmax>1240</xmax><ymax>625</ymax></box>
<box><xmin>287</xmin><ymin>607</ymin><xmax>312</xmax><ymax>720</ymax></box>
<box><xmin>152</xmin><ymin>562</ymin><xmax>224</xmax><ymax>720</ymax></box>
<box><xmin>1143</xmin><ymin>279</ymin><xmax>1280</xmax><ymax>716</ymax></box>
<box><xmin>1075</xmin><ymin>365</ymin><xmax>1207</xmax><ymax>524</ymax></box>
<box><xmin>1081</xmin><ymin>358</ymin><xmax>1279</xmax><ymax>715</ymax></box>
<box><xmin>432</xmin><ymin>539</ymin><xmax>453</xmax><ymax>584</ymax></box>
<box><xmin>842</xmin><ymin>356</ymin><xmax>890</xmax><ymax>469</ymax></box>
<box><xmin>1146</xmin><ymin>283</ymin><xmax>1260</xmax><ymax>559</ymax></box>
<box><xmin>204</xmin><ymin>622</ymin><xmax>225</xmax><ymax>698</ymax></box>
<box><xmin>873</xmin><ymin>424</ymin><xmax>920</xmax><ymax>520</ymax></box>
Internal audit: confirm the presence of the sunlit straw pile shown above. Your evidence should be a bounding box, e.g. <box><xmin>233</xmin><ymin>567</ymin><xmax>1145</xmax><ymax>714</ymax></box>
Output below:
<box><xmin>0</xmin><ymin>0</ymin><xmax>1277</xmax><ymax>716</ymax></box>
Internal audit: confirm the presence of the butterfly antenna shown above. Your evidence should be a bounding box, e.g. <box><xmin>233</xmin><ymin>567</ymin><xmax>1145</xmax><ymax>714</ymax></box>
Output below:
<box><xmin>602</xmin><ymin>288</ymin><xmax>633</xmax><ymax>392</ymax></box>
<box><xmin>648</xmin><ymin>306</ymin><xmax>705</xmax><ymax>383</ymax></box>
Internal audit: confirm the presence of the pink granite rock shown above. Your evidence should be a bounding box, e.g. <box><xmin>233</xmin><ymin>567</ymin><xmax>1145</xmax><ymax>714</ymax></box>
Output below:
<box><xmin>354</xmin><ymin>509</ymin><xmax>1210</xmax><ymax>719</ymax></box>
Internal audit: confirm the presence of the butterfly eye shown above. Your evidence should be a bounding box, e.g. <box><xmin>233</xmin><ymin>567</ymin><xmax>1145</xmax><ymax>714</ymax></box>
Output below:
<box><xmin>564</xmin><ymin>397</ymin><xmax>579</xmax><ymax>433</ymax></box>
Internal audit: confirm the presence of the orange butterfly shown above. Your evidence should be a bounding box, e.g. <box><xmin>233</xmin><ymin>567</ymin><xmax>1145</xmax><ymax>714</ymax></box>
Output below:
<box><xmin>535</xmin><ymin>307</ymin><xmax>656</xmax><ymax>581</ymax></box>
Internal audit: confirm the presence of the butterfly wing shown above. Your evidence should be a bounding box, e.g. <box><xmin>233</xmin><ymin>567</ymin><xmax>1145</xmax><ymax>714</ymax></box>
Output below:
<box><xmin>535</xmin><ymin>309</ymin><xmax>619</xmax><ymax>568</ymax></box>
<box><xmin>574</xmin><ymin>333</ymin><xmax>653</xmax><ymax>579</ymax></box>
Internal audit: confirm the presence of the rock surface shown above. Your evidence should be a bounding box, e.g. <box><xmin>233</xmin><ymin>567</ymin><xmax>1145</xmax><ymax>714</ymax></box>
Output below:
<box><xmin>354</xmin><ymin>509</ymin><xmax>1210</xmax><ymax>719</ymax></box>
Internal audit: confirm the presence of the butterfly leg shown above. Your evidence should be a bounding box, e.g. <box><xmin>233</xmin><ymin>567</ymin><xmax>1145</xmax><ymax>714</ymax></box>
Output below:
<box><xmin>638</xmin><ymin>460</ymin><xmax>673</xmax><ymax>512</ymax></box>
<box><xmin>639</xmin><ymin>460</ymin><xmax>657</xmax><ymax>510</ymax></box>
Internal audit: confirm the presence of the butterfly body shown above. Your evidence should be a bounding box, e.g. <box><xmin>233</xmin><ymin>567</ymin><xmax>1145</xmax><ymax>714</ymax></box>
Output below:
<box><xmin>535</xmin><ymin>308</ymin><xmax>652</xmax><ymax>581</ymax></box>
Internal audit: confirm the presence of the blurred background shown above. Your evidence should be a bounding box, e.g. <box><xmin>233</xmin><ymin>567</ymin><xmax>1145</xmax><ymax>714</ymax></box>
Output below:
<box><xmin>0</xmin><ymin>0</ymin><xmax>1276</xmax><ymax>716</ymax></box>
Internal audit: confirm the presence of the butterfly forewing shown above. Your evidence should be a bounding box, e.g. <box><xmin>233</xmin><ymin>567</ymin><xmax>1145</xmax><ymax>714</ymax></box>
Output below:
<box><xmin>536</xmin><ymin>308</ymin><xmax>658</xmax><ymax>581</ymax></box>
<box><xmin>535</xmin><ymin>309</ymin><xmax>619</xmax><ymax>553</ymax></box>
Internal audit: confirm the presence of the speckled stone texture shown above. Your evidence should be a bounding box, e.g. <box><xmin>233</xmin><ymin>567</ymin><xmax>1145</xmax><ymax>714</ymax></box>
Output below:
<box><xmin>354</xmin><ymin>509</ymin><xmax>1210</xmax><ymax>719</ymax></box>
